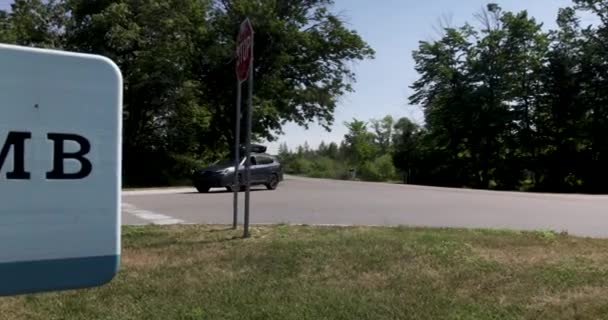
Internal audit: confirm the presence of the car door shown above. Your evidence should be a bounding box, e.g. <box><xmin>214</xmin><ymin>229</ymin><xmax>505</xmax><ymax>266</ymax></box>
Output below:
<box><xmin>246</xmin><ymin>155</ymin><xmax>260</xmax><ymax>184</ymax></box>
<box><xmin>253</xmin><ymin>155</ymin><xmax>273</xmax><ymax>183</ymax></box>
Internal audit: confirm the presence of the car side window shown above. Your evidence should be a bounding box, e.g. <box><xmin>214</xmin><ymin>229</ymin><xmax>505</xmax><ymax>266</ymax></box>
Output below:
<box><xmin>257</xmin><ymin>156</ymin><xmax>274</xmax><ymax>165</ymax></box>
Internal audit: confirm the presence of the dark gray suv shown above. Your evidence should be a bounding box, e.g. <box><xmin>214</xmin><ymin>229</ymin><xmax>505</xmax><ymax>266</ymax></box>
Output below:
<box><xmin>192</xmin><ymin>153</ymin><xmax>284</xmax><ymax>193</ymax></box>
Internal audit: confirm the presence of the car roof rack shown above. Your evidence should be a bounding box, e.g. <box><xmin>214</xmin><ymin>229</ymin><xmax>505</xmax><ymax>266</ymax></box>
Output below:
<box><xmin>240</xmin><ymin>144</ymin><xmax>266</xmax><ymax>154</ymax></box>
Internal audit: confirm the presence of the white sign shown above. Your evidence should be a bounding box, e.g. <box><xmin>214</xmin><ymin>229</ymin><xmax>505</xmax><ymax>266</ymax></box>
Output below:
<box><xmin>0</xmin><ymin>44</ymin><xmax>122</xmax><ymax>295</ymax></box>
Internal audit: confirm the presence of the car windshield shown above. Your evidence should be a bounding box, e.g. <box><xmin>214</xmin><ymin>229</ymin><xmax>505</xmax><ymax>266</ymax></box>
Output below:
<box><xmin>213</xmin><ymin>155</ymin><xmax>251</xmax><ymax>166</ymax></box>
<box><xmin>213</xmin><ymin>158</ymin><xmax>240</xmax><ymax>167</ymax></box>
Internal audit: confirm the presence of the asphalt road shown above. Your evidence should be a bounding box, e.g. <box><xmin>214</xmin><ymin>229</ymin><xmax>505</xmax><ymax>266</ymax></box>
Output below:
<box><xmin>122</xmin><ymin>175</ymin><xmax>608</xmax><ymax>238</ymax></box>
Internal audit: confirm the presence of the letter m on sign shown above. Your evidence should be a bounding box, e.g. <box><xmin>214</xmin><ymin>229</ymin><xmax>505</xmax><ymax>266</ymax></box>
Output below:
<box><xmin>0</xmin><ymin>132</ymin><xmax>31</xmax><ymax>179</ymax></box>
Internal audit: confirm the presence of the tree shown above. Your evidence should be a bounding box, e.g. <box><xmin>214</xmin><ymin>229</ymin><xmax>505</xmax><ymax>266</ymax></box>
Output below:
<box><xmin>58</xmin><ymin>0</ymin><xmax>373</xmax><ymax>185</ymax></box>
<box><xmin>0</xmin><ymin>10</ymin><xmax>17</xmax><ymax>43</ymax></box>
<box><xmin>278</xmin><ymin>142</ymin><xmax>290</xmax><ymax>160</ymax></box>
<box><xmin>9</xmin><ymin>0</ymin><xmax>608</xmax><ymax>193</ymax></box>
<box><xmin>410</xmin><ymin>23</ymin><xmax>477</xmax><ymax>187</ymax></box>
<box><xmin>303</xmin><ymin>141</ymin><xmax>311</xmax><ymax>156</ymax></box>
<box><xmin>571</xmin><ymin>0</ymin><xmax>608</xmax><ymax>193</ymax></box>
<box><xmin>392</xmin><ymin>117</ymin><xmax>423</xmax><ymax>183</ymax></box>
<box><xmin>360</xmin><ymin>154</ymin><xmax>397</xmax><ymax>182</ymax></box>
<box><xmin>6</xmin><ymin>0</ymin><xmax>66</xmax><ymax>48</ymax></box>
<box><xmin>371</xmin><ymin>115</ymin><xmax>394</xmax><ymax>154</ymax></box>
<box><xmin>318</xmin><ymin>141</ymin><xmax>328</xmax><ymax>156</ymax></box>
<box><xmin>343</xmin><ymin>119</ymin><xmax>377</xmax><ymax>166</ymax></box>
<box><xmin>467</xmin><ymin>3</ymin><xmax>514</xmax><ymax>189</ymax></box>
<box><xmin>409</xmin><ymin>4</ymin><xmax>571</xmax><ymax>190</ymax></box>
<box><xmin>65</xmin><ymin>0</ymin><xmax>215</xmax><ymax>185</ymax></box>
<box><xmin>529</xmin><ymin>7</ymin><xmax>587</xmax><ymax>192</ymax></box>
<box><xmin>280</xmin><ymin>2</ymin><xmax>608</xmax><ymax>193</ymax></box>
<box><xmin>326</xmin><ymin>142</ymin><xmax>339</xmax><ymax>159</ymax></box>
<box><xmin>197</xmin><ymin>0</ymin><xmax>375</xmax><ymax>145</ymax></box>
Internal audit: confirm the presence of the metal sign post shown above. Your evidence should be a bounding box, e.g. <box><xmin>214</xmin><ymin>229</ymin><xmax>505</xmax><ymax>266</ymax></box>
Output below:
<box><xmin>232</xmin><ymin>80</ymin><xmax>241</xmax><ymax>229</ymax></box>
<box><xmin>243</xmin><ymin>28</ymin><xmax>254</xmax><ymax>238</ymax></box>
<box><xmin>234</xmin><ymin>18</ymin><xmax>254</xmax><ymax>237</ymax></box>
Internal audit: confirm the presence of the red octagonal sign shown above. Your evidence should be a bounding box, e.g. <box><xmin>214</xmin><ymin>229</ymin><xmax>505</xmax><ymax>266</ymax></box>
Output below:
<box><xmin>236</xmin><ymin>18</ymin><xmax>254</xmax><ymax>83</ymax></box>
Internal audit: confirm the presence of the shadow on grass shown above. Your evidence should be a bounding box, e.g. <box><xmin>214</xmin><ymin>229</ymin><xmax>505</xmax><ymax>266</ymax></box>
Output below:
<box><xmin>134</xmin><ymin>235</ymin><xmax>243</xmax><ymax>249</ymax></box>
<box><xmin>193</xmin><ymin>236</ymin><xmax>244</xmax><ymax>245</ymax></box>
<box><xmin>209</xmin><ymin>227</ymin><xmax>236</xmax><ymax>233</ymax></box>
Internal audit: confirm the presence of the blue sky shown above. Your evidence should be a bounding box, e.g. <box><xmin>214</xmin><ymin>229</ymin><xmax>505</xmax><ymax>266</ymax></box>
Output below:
<box><xmin>267</xmin><ymin>0</ymin><xmax>593</xmax><ymax>153</ymax></box>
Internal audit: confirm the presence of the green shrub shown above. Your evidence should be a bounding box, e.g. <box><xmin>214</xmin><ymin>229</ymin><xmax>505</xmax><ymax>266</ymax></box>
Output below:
<box><xmin>375</xmin><ymin>154</ymin><xmax>397</xmax><ymax>181</ymax></box>
<box><xmin>359</xmin><ymin>154</ymin><xmax>397</xmax><ymax>182</ymax></box>
<box><xmin>283</xmin><ymin>155</ymin><xmax>350</xmax><ymax>179</ymax></box>
<box><xmin>286</xmin><ymin>157</ymin><xmax>313</xmax><ymax>175</ymax></box>
<box><xmin>309</xmin><ymin>157</ymin><xmax>341</xmax><ymax>178</ymax></box>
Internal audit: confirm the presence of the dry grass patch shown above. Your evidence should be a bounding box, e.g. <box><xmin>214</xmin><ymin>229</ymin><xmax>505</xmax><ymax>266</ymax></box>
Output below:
<box><xmin>531</xmin><ymin>286</ymin><xmax>608</xmax><ymax>307</ymax></box>
<box><xmin>2</xmin><ymin>225</ymin><xmax>608</xmax><ymax>320</ymax></box>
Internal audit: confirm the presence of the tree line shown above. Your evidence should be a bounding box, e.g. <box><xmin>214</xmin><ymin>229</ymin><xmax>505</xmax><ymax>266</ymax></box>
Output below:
<box><xmin>278</xmin><ymin>116</ymin><xmax>402</xmax><ymax>182</ymax></box>
<box><xmin>3</xmin><ymin>0</ymin><xmax>608</xmax><ymax>193</ymax></box>
<box><xmin>0</xmin><ymin>0</ymin><xmax>374</xmax><ymax>186</ymax></box>
<box><xmin>410</xmin><ymin>1</ymin><xmax>608</xmax><ymax>193</ymax></box>
<box><xmin>283</xmin><ymin>1</ymin><xmax>608</xmax><ymax>194</ymax></box>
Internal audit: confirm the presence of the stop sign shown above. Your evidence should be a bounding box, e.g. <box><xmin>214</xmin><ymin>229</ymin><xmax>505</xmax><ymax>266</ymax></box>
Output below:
<box><xmin>236</xmin><ymin>19</ymin><xmax>254</xmax><ymax>83</ymax></box>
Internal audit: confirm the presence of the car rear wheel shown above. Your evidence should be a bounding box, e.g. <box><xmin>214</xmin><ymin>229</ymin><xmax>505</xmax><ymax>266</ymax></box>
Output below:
<box><xmin>265</xmin><ymin>174</ymin><xmax>279</xmax><ymax>190</ymax></box>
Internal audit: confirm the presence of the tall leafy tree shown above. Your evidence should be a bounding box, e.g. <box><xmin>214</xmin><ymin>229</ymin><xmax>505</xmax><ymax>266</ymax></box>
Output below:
<box><xmin>198</xmin><ymin>0</ymin><xmax>374</xmax><ymax>144</ymax></box>
<box><xmin>410</xmin><ymin>23</ymin><xmax>477</xmax><ymax>187</ymax></box>
<box><xmin>392</xmin><ymin>117</ymin><xmax>423</xmax><ymax>183</ymax></box>
<box><xmin>494</xmin><ymin>7</ymin><xmax>548</xmax><ymax>189</ymax></box>
<box><xmin>1</xmin><ymin>0</ymin><xmax>65</xmax><ymax>47</ymax></box>
<box><xmin>343</xmin><ymin>119</ymin><xmax>377</xmax><ymax>166</ymax></box>
<box><xmin>57</xmin><ymin>0</ymin><xmax>373</xmax><ymax>185</ymax></box>
<box><xmin>326</xmin><ymin>142</ymin><xmax>339</xmax><ymax>159</ymax></box>
<box><xmin>0</xmin><ymin>10</ymin><xmax>16</xmax><ymax>43</ymax></box>
<box><xmin>65</xmin><ymin>0</ymin><xmax>214</xmax><ymax>185</ymax></box>
<box><xmin>532</xmin><ymin>7</ymin><xmax>587</xmax><ymax>191</ymax></box>
<box><xmin>408</xmin><ymin>4</ymin><xmax>580</xmax><ymax>190</ymax></box>
<box><xmin>371</xmin><ymin>115</ymin><xmax>394</xmax><ymax>154</ymax></box>
<box><xmin>572</xmin><ymin>0</ymin><xmax>608</xmax><ymax>192</ymax></box>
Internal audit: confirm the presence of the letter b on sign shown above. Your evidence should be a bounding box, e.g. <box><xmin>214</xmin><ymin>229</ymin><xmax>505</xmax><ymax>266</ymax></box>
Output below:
<box><xmin>47</xmin><ymin>133</ymin><xmax>92</xmax><ymax>180</ymax></box>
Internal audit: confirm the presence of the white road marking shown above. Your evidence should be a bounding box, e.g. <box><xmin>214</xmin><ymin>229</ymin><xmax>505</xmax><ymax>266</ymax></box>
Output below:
<box><xmin>122</xmin><ymin>187</ymin><xmax>196</xmax><ymax>196</ymax></box>
<box><xmin>122</xmin><ymin>202</ymin><xmax>186</xmax><ymax>225</ymax></box>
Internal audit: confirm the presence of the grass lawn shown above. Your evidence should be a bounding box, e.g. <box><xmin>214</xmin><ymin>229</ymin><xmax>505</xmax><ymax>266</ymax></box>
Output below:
<box><xmin>2</xmin><ymin>225</ymin><xmax>608</xmax><ymax>320</ymax></box>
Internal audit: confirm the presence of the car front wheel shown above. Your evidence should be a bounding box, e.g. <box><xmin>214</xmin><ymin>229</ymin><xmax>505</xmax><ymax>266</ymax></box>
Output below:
<box><xmin>265</xmin><ymin>174</ymin><xmax>279</xmax><ymax>190</ymax></box>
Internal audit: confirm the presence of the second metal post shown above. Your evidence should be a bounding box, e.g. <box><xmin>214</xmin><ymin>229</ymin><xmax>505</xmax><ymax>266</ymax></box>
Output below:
<box><xmin>233</xmin><ymin>79</ymin><xmax>242</xmax><ymax>229</ymax></box>
<box><xmin>243</xmin><ymin>35</ymin><xmax>254</xmax><ymax>238</ymax></box>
